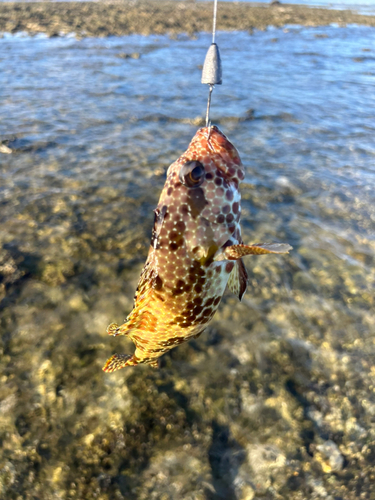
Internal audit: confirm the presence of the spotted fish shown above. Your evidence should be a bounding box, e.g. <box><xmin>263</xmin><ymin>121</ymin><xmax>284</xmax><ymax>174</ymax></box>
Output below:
<box><xmin>103</xmin><ymin>126</ymin><xmax>291</xmax><ymax>372</ymax></box>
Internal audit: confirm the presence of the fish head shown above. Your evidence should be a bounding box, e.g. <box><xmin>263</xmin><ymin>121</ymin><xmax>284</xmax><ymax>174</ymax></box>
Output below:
<box><xmin>153</xmin><ymin>126</ymin><xmax>245</xmax><ymax>262</ymax></box>
<box><xmin>181</xmin><ymin>125</ymin><xmax>245</xmax><ymax>182</ymax></box>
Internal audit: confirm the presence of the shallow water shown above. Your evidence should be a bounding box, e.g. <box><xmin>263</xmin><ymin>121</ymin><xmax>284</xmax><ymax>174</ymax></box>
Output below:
<box><xmin>1</xmin><ymin>26</ymin><xmax>375</xmax><ymax>499</ymax></box>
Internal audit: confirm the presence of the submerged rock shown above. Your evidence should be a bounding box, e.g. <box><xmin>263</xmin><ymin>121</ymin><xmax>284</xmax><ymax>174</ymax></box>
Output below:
<box><xmin>316</xmin><ymin>440</ymin><xmax>344</xmax><ymax>473</ymax></box>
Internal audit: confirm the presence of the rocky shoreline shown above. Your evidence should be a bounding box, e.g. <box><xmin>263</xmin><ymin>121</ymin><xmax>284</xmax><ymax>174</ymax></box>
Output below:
<box><xmin>1</xmin><ymin>1</ymin><xmax>375</xmax><ymax>37</ymax></box>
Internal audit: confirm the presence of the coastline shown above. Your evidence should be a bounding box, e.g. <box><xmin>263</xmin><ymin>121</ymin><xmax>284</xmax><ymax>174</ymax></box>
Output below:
<box><xmin>1</xmin><ymin>1</ymin><xmax>375</xmax><ymax>37</ymax></box>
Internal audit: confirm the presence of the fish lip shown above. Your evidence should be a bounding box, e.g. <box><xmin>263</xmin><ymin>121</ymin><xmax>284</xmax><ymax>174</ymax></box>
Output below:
<box><xmin>200</xmin><ymin>126</ymin><xmax>243</xmax><ymax>181</ymax></box>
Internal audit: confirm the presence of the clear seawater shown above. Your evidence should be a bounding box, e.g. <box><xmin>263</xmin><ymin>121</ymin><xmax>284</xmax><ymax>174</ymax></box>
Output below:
<box><xmin>1</xmin><ymin>25</ymin><xmax>375</xmax><ymax>499</ymax></box>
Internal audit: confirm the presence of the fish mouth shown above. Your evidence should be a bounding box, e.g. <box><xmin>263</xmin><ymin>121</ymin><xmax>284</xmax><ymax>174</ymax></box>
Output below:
<box><xmin>193</xmin><ymin>125</ymin><xmax>243</xmax><ymax>179</ymax></box>
<box><xmin>202</xmin><ymin>125</ymin><xmax>232</xmax><ymax>152</ymax></box>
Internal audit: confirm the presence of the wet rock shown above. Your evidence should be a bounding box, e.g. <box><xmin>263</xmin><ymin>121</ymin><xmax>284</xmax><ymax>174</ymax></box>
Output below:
<box><xmin>316</xmin><ymin>440</ymin><xmax>344</xmax><ymax>473</ymax></box>
<box><xmin>117</xmin><ymin>52</ymin><xmax>141</xmax><ymax>59</ymax></box>
<box><xmin>0</xmin><ymin>143</ymin><xmax>12</xmax><ymax>154</ymax></box>
<box><xmin>247</xmin><ymin>444</ymin><xmax>287</xmax><ymax>492</ymax></box>
<box><xmin>0</xmin><ymin>461</ymin><xmax>16</xmax><ymax>496</ymax></box>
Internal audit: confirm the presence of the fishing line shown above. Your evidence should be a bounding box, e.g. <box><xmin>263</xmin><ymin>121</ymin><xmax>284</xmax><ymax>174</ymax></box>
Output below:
<box><xmin>205</xmin><ymin>85</ymin><xmax>214</xmax><ymax>131</ymax></box>
<box><xmin>212</xmin><ymin>0</ymin><xmax>218</xmax><ymax>44</ymax></box>
<box><xmin>201</xmin><ymin>0</ymin><xmax>222</xmax><ymax>129</ymax></box>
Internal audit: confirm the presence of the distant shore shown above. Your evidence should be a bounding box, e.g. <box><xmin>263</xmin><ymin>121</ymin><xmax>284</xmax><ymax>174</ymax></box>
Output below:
<box><xmin>1</xmin><ymin>1</ymin><xmax>375</xmax><ymax>37</ymax></box>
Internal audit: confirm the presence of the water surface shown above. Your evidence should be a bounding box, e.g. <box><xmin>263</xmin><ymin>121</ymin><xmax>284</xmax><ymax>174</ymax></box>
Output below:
<box><xmin>1</xmin><ymin>26</ymin><xmax>375</xmax><ymax>500</ymax></box>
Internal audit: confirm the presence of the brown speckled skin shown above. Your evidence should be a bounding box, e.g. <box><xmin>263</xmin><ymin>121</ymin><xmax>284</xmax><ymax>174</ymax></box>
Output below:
<box><xmin>103</xmin><ymin>126</ymin><xmax>290</xmax><ymax>372</ymax></box>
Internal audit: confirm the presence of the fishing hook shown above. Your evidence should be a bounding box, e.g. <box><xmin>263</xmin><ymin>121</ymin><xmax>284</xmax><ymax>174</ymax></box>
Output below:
<box><xmin>201</xmin><ymin>0</ymin><xmax>222</xmax><ymax>128</ymax></box>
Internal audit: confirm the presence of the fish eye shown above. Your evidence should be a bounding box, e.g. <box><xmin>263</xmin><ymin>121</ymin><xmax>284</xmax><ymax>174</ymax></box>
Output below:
<box><xmin>179</xmin><ymin>161</ymin><xmax>205</xmax><ymax>188</ymax></box>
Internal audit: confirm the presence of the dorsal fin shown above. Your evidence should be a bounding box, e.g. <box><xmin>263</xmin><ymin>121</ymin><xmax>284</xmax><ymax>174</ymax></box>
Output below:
<box><xmin>227</xmin><ymin>258</ymin><xmax>248</xmax><ymax>301</ymax></box>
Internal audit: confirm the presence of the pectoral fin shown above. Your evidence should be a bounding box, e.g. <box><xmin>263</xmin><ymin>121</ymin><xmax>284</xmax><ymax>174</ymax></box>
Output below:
<box><xmin>106</xmin><ymin>322</ymin><xmax>135</xmax><ymax>337</ymax></box>
<box><xmin>224</xmin><ymin>243</ymin><xmax>292</xmax><ymax>260</ymax></box>
<box><xmin>227</xmin><ymin>258</ymin><xmax>248</xmax><ymax>301</ymax></box>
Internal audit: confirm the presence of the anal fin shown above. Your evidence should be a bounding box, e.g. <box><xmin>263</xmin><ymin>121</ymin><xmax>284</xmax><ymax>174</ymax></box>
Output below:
<box><xmin>102</xmin><ymin>354</ymin><xmax>133</xmax><ymax>372</ymax></box>
<box><xmin>227</xmin><ymin>258</ymin><xmax>248</xmax><ymax>301</ymax></box>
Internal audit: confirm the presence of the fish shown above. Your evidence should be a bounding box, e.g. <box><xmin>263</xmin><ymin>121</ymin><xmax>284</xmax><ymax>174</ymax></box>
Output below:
<box><xmin>103</xmin><ymin>125</ymin><xmax>292</xmax><ymax>372</ymax></box>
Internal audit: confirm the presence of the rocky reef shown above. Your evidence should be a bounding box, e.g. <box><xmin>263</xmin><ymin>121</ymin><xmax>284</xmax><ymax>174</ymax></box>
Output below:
<box><xmin>1</xmin><ymin>1</ymin><xmax>375</xmax><ymax>37</ymax></box>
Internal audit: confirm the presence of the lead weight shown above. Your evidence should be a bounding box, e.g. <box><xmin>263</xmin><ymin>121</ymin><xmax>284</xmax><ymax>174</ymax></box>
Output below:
<box><xmin>201</xmin><ymin>43</ymin><xmax>222</xmax><ymax>85</ymax></box>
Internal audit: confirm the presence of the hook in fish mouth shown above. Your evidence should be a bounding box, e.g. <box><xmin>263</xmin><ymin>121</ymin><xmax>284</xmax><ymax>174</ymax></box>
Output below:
<box><xmin>206</xmin><ymin>124</ymin><xmax>217</xmax><ymax>153</ymax></box>
<box><xmin>207</xmin><ymin>123</ymin><xmax>213</xmax><ymax>144</ymax></box>
<box><xmin>203</xmin><ymin>125</ymin><xmax>242</xmax><ymax>180</ymax></box>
